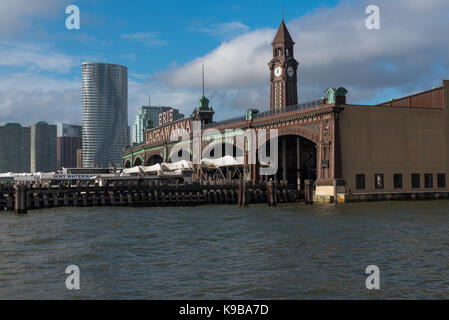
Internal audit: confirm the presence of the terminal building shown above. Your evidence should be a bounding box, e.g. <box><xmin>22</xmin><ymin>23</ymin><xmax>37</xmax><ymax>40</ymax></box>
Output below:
<box><xmin>123</xmin><ymin>18</ymin><xmax>449</xmax><ymax>203</ymax></box>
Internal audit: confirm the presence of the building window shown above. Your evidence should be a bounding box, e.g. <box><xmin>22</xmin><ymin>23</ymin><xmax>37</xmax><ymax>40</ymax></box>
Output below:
<box><xmin>411</xmin><ymin>173</ymin><xmax>420</xmax><ymax>188</ymax></box>
<box><xmin>424</xmin><ymin>173</ymin><xmax>433</xmax><ymax>188</ymax></box>
<box><xmin>356</xmin><ymin>174</ymin><xmax>365</xmax><ymax>190</ymax></box>
<box><xmin>394</xmin><ymin>174</ymin><xmax>403</xmax><ymax>189</ymax></box>
<box><xmin>375</xmin><ymin>174</ymin><xmax>384</xmax><ymax>189</ymax></box>
<box><xmin>286</xmin><ymin>48</ymin><xmax>289</xmax><ymax>56</ymax></box>
<box><xmin>437</xmin><ymin>173</ymin><xmax>446</xmax><ymax>188</ymax></box>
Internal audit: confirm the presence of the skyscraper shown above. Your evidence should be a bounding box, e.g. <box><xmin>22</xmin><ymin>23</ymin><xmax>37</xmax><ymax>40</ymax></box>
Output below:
<box><xmin>0</xmin><ymin>123</ymin><xmax>30</xmax><ymax>173</ymax></box>
<box><xmin>56</xmin><ymin>123</ymin><xmax>82</xmax><ymax>170</ymax></box>
<box><xmin>57</xmin><ymin>122</ymin><xmax>82</xmax><ymax>138</ymax></box>
<box><xmin>82</xmin><ymin>62</ymin><xmax>128</xmax><ymax>168</ymax></box>
<box><xmin>30</xmin><ymin>121</ymin><xmax>57</xmax><ymax>173</ymax></box>
<box><xmin>132</xmin><ymin>106</ymin><xmax>184</xmax><ymax>145</ymax></box>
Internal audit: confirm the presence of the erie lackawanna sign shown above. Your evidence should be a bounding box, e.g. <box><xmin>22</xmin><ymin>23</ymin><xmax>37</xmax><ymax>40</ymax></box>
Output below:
<box><xmin>145</xmin><ymin>118</ymin><xmax>192</xmax><ymax>145</ymax></box>
<box><xmin>158</xmin><ymin>109</ymin><xmax>174</xmax><ymax>126</ymax></box>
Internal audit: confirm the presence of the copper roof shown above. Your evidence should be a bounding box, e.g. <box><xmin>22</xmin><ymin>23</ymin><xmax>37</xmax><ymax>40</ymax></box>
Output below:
<box><xmin>273</xmin><ymin>19</ymin><xmax>294</xmax><ymax>44</ymax></box>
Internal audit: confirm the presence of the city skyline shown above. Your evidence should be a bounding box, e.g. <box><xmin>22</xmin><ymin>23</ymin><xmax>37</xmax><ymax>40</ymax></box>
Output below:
<box><xmin>1</xmin><ymin>0</ymin><xmax>448</xmax><ymax>128</ymax></box>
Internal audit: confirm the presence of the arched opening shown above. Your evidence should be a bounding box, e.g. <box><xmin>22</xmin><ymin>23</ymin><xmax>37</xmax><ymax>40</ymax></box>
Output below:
<box><xmin>201</xmin><ymin>143</ymin><xmax>244</xmax><ymax>182</ymax></box>
<box><xmin>133</xmin><ymin>157</ymin><xmax>142</xmax><ymax>167</ymax></box>
<box><xmin>146</xmin><ymin>154</ymin><xmax>163</xmax><ymax>166</ymax></box>
<box><xmin>258</xmin><ymin>134</ymin><xmax>317</xmax><ymax>190</ymax></box>
<box><xmin>202</xmin><ymin>143</ymin><xmax>243</xmax><ymax>159</ymax></box>
<box><xmin>168</xmin><ymin>148</ymin><xmax>192</xmax><ymax>163</ymax></box>
<box><xmin>124</xmin><ymin>160</ymin><xmax>131</xmax><ymax>168</ymax></box>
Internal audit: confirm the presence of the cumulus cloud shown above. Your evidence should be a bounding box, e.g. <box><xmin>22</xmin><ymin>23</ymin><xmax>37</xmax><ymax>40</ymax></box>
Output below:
<box><xmin>156</xmin><ymin>28</ymin><xmax>274</xmax><ymax>90</ymax></box>
<box><xmin>0</xmin><ymin>0</ymin><xmax>71</xmax><ymax>40</ymax></box>
<box><xmin>0</xmin><ymin>42</ymin><xmax>85</xmax><ymax>126</ymax></box>
<box><xmin>2</xmin><ymin>0</ymin><xmax>449</xmax><ymax>126</ymax></box>
<box><xmin>0</xmin><ymin>73</ymin><xmax>81</xmax><ymax>125</ymax></box>
<box><xmin>0</xmin><ymin>42</ymin><xmax>80</xmax><ymax>73</ymax></box>
<box><xmin>157</xmin><ymin>0</ymin><xmax>449</xmax><ymax>110</ymax></box>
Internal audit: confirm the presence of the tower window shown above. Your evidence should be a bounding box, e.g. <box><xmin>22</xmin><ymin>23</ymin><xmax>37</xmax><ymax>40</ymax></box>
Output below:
<box><xmin>286</xmin><ymin>48</ymin><xmax>289</xmax><ymax>56</ymax></box>
<box><xmin>277</xmin><ymin>48</ymin><xmax>281</xmax><ymax>57</ymax></box>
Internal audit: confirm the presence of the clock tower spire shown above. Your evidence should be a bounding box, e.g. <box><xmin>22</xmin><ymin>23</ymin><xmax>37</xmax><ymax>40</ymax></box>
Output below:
<box><xmin>269</xmin><ymin>17</ymin><xmax>298</xmax><ymax>111</ymax></box>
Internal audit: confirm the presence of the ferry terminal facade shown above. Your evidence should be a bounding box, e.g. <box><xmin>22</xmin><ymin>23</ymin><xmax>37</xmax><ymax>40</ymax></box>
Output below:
<box><xmin>123</xmin><ymin>19</ymin><xmax>449</xmax><ymax>203</ymax></box>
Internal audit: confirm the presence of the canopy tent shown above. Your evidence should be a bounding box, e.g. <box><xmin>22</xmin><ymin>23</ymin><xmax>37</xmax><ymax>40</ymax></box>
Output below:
<box><xmin>141</xmin><ymin>164</ymin><xmax>162</xmax><ymax>174</ymax></box>
<box><xmin>122</xmin><ymin>166</ymin><xmax>141</xmax><ymax>174</ymax></box>
<box><xmin>161</xmin><ymin>160</ymin><xmax>192</xmax><ymax>172</ymax></box>
<box><xmin>200</xmin><ymin>156</ymin><xmax>244</xmax><ymax>169</ymax></box>
<box><xmin>259</xmin><ymin>160</ymin><xmax>273</xmax><ymax>167</ymax></box>
<box><xmin>199</xmin><ymin>156</ymin><xmax>244</xmax><ymax>182</ymax></box>
<box><xmin>122</xmin><ymin>164</ymin><xmax>162</xmax><ymax>175</ymax></box>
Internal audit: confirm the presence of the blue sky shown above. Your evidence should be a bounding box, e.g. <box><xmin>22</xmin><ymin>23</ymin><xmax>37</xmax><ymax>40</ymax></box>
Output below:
<box><xmin>38</xmin><ymin>0</ymin><xmax>339</xmax><ymax>75</ymax></box>
<box><xmin>0</xmin><ymin>0</ymin><xmax>448</xmax><ymax>126</ymax></box>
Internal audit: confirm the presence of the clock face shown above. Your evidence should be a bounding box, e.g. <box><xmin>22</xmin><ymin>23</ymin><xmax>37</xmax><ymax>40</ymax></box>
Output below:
<box><xmin>274</xmin><ymin>66</ymin><xmax>282</xmax><ymax>77</ymax></box>
<box><xmin>287</xmin><ymin>66</ymin><xmax>294</xmax><ymax>77</ymax></box>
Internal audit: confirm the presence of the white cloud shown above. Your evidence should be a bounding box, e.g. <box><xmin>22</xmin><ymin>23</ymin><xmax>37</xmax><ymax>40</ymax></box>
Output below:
<box><xmin>2</xmin><ymin>0</ymin><xmax>449</xmax><ymax>127</ymax></box>
<box><xmin>0</xmin><ymin>42</ymin><xmax>79</xmax><ymax>73</ymax></box>
<box><xmin>156</xmin><ymin>28</ymin><xmax>274</xmax><ymax>90</ymax></box>
<box><xmin>190</xmin><ymin>21</ymin><xmax>250</xmax><ymax>39</ymax></box>
<box><xmin>120</xmin><ymin>32</ymin><xmax>167</xmax><ymax>47</ymax></box>
<box><xmin>0</xmin><ymin>0</ymin><xmax>71</xmax><ymax>40</ymax></box>
<box><xmin>157</xmin><ymin>0</ymin><xmax>449</xmax><ymax>110</ymax></box>
<box><xmin>0</xmin><ymin>73</ymin><xmax>81</xmax><ymax>125</ymax></box>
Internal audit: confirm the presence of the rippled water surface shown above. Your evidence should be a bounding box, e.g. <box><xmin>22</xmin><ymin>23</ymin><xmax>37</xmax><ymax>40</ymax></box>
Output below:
<box><xmin>1</xmin><ymin>201</ymin><xmax>449</xmax><ymax>299</ymax></box>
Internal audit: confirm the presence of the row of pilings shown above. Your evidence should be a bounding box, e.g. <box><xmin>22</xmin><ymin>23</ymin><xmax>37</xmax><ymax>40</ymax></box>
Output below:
<box><xmin>0</xmin><ymin>180</ymin><xmax>311</xmax><ymax>215</ymax></box>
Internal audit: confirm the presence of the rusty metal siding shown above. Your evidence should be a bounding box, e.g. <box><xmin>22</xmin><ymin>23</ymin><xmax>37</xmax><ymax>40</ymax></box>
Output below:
<box><xmin>377</xmin><ymin>87</ymin><xmax>444</xmax><ymax>109</ymax></box>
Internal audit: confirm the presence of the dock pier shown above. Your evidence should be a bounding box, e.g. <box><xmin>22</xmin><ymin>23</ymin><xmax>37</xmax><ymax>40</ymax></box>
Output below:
<box><xmin>0</xmin><ymin>180</ymin><xmax>302</xmax><ymax>214</ymax></box>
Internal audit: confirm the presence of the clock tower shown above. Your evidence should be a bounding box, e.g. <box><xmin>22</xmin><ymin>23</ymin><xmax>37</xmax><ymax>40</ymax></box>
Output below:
<box><xmin>269</xmin><ymin>18</ymin><xmax>298</xmax><ymax>111</ymax></box>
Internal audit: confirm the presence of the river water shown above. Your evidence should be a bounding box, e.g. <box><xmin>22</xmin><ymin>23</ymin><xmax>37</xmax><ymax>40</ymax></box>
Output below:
<box><xmin>0</xmin><ymin>201</ymin><xmax>448</xmax><ymax>299</ymax></box>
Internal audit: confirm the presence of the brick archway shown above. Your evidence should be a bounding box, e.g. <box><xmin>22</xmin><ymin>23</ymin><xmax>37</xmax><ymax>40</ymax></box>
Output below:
<box><xmin>133</xmin><ymin>156</ymin><xmax>143</xmax><ymax>166</ymax></box>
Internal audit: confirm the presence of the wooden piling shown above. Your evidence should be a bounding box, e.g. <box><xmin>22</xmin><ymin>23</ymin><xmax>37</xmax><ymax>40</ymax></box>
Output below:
<box><xmin>14</xmin><ymin>185</ymin><xmax>27</xmax><ymax>215</ymax></box>
<box><xmin>304</xmin><ymin>179</ymin><xmax>313</xmax><ymax>205</ymax></box>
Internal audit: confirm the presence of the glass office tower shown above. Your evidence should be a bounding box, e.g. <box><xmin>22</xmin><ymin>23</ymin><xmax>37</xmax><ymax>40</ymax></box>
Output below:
<box><xmin>82</xmin><ymin>62</ymin><xmax>128</xmax><ymax>168</ymax></box>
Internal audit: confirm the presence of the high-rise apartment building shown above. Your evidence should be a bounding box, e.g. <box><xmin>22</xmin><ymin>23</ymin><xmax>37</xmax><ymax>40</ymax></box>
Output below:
<box><xmin>0</xmin><ymin>123</ymin><xmax>30</xmax><ymax>173</ymax></box>
<box><xmin>56</xmin><ymin>123</ymin><xmax>82</xmax><ymax>170</ymax></box>
<box><xmin>30</xmin><ymin>121</ymin><xmax>57</xmax><ymax>173</ymax></box>
<box><xmin>132</xmin><ymin>106</ymin><xmax>184</xmax><ymax>145</ymax></box>
<box><xmin>57</xmin><ymin>123</ymin><xmax>82</xmax><ymax>138</ymax></box>
<box><xmin>82</xmin><ymin>62</ymin><xmax>128</xmax><ymax>168</ymax></box>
